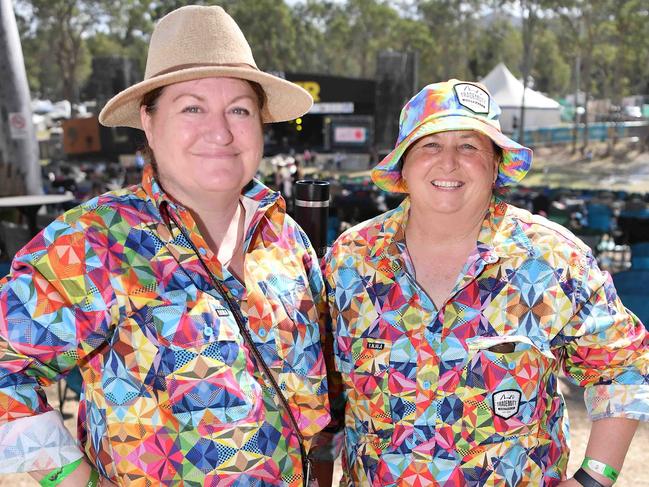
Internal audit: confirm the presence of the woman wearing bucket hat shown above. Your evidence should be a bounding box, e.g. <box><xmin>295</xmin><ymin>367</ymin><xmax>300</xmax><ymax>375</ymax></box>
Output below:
<box><xmin>0</xmin><ymin>5</ymin><xmax>332</xmax><ymax>486</ymax></box>
<box><xmin>323</xmin><ymin>79</ymin><xmax>649</xmax><ymax>486</ymax></box>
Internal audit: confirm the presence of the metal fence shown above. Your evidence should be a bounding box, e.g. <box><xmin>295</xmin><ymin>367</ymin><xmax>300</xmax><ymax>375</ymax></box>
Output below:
<box><xmin>517</xmin><ymin>121</ymin><xmax>648</xmax><ymax>146</ymax></box>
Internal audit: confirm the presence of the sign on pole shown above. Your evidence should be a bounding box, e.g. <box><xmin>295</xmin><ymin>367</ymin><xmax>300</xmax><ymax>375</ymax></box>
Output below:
<box><xmin>8</xmin><ymin>112</ymin><xmax>28</xmax><ymax>139</ymax></box>
<box><xmin>0</xmin><ymin>0</ymin><xmax>43</xmax><ymax>194</ymax></box>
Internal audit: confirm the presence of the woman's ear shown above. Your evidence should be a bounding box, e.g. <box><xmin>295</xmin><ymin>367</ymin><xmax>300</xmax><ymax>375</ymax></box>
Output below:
<box><xmin>140</xmin><ymin>106</ymin><xmax>154</xmax><ymax>149</ymax></box>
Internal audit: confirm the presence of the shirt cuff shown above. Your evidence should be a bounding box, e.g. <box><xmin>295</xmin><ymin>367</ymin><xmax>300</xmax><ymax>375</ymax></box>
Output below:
<box><xmin>0</xmin><ymin>410</ymin><xmax>84</xmax><ymax>473</ymax></box>
<box><xmin>585</xmin><ymin>384</ymin><xmax>649</xmax><ymax>422</ymax></box>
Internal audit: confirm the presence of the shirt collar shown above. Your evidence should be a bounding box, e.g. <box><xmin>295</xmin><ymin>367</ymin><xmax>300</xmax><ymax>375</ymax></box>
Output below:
<box><xmin>477</xmin><ymin>196</ymin><xmax>536</xmax><ymax>262</ymax></box>
<box><xmin>370</xmin><ymin>195</ymin><xmax>524</xmax><ymax>265</ymax></box>
<box><xmin>369</xmin><ymin>197</ymin><xmax>411</xmax><ymax>260</ymax></box>
<box><xmin>140</xmin><ymin>164</ymin><xmax>282</xmax><ymax>230</ymax></box>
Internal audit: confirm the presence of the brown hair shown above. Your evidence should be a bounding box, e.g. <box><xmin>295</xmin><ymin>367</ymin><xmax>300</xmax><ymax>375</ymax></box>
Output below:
<box><xmin>139</xmin><ymin>80</ymin><xmax>267</xmax><ymax>170</ymax></box>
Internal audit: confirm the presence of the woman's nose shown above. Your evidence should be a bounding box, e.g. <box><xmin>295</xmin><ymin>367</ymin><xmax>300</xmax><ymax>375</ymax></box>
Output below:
<box><xmin>436</xmin><ymin>146</ymin><xmax>460</xmax><ymax>170</ymax></box>
<box><xmin>204</xmin><ymin>112</ymin><xmax>233</xmax><ymax>145</ymax></box>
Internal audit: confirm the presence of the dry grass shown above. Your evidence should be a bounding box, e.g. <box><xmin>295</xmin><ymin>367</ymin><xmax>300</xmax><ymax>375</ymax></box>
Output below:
<box><xmin>524</xmin><ymin>142</ymin><xmax>649</xmax><ymax>192</ymax></box>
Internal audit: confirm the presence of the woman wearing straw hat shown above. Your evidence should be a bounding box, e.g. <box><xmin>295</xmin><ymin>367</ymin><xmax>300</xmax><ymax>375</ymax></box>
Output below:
<box><xmin>323</xmin><ymin>80</ymin><xmax>649</xmax><ymax>486</ymax></box>
<box><xmin>0</xmin><ymin>5</ymin><xmax>331</xmax><ymax>486</ymax></box>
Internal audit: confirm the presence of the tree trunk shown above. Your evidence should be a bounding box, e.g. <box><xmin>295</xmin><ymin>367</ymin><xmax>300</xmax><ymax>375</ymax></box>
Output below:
<box><xmin>580</xmin><ymin>6</ymin><xmax>593</xmax><ymax>154</ymax></box>
<box><xmin>518</xmin><ymin>0</ymin><xmax>537</xmax><ymax>144</ymax></box>
<box><xmin>0</xmin><ymin>0</ymin><xmax>43</xmax><ymax>196</ymax></box>
<box><xmin>571</xmin><ymin>54</ymin><xmax>580</xmax><ymax>154</ymax></box>
<box><xmin>581</xmin><ymin>55</ymin><xmax>591</xmax><ymax>154</ymax></box>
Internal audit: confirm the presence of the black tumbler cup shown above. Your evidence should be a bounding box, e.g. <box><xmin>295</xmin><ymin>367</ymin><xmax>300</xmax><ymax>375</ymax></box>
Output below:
<box><xmin>294</xmin><ymin>180</ymin><xmax>330</xmax><ymax>258</ymax></box>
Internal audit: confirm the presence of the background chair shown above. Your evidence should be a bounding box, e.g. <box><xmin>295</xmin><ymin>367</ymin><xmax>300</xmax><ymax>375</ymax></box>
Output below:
<box><xmin>58</xmin><ymin>366</ymin><xmax>83</xmax><ymax>413</ymax></box>
<box><xmin>612</xmin><ymin>243</ymin><xmax>649</xmax><ymax>330</ymax></box>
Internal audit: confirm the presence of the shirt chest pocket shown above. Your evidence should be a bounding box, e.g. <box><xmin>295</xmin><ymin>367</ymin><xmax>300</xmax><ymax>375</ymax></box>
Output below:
<box><xmin>142</xmin><ymin>301</ymin><xmax>261</xmax><ymax>431</ymax></box>
<box><xmin>149</xmin><ymin>293</ymin><xmax>240</xmax><ymax>348</ymax></box>
<box><xmin>335</xmin><ymin>336</ymin><xmax>394</xmax><ymax>435</ymax></box>
<box><xmin>161</xmin><ymin>338</ymin><xmax>261</xmax><ymax>431</ymax></box>
<box><xmin>456</xmin><ymin>335</ymin><xmax>556</xmax><ymax>446</ymax></box>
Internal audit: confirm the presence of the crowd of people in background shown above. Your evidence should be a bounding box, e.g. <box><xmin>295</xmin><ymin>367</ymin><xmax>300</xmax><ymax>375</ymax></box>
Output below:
<box><xmin>6</xmin><ymin>140</ymin><xmax>649</xmax><ymax>321</ymax></box>
<box><xmin>8</xmin><ymin>152</ymin><xmax>649</xmax><ymax>274</ymax></box>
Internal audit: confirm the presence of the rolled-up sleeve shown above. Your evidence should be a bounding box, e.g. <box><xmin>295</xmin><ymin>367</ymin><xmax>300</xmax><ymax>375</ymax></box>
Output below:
<box><xmin>0</xmin><ymin>219</ymin><xmax>114</xmax><ymax>472</ymax></box>
<box><xmin>0</xmin><ymin>410</ymin><xmax>82</xmax><ymax>472</ymax></box>
<box><xmin>557</xmin><ymin>255</ymin><xmax>649</xmax><ymax>422</ymax></box>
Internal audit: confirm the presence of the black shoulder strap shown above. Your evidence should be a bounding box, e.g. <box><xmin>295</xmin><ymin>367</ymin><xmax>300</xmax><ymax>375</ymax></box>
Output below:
<box><xmin>168</xmin><ymin>213</ymin><xmax>312</xmax><ymax>485</ymax></box>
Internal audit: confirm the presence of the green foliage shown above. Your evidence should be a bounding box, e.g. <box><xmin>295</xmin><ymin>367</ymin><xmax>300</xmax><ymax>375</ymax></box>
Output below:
<box><xmin>14</xmin><ymin>0</ymin><xmax>649</xmax><ymax>104</ymax></box>
<box><xmin>418</xmin><ymin>0</ymin><xmax>484</xmax><ymax>80</ymax></box>
<box><xmin>471</xmin><ymin>16</ymin><xmax>522</xmax><ymax>80</ymax></box>
<box><xmin>15</xmin><ymin>0</ymin><xmax>102</xmax><ymax>101</ymax></box>
<box><xmin>226</xmin><ymin>0</ymin><xmax>299</xmax><ymax>71</ymax></box>
<box><xmin>531</xmin><ymin>29</ymin><xmax>570</xmax><ymax>96</ymax></box>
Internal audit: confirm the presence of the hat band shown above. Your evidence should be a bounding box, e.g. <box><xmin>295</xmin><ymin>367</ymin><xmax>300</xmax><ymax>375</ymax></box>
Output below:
<box><xmin>151</xmin><ymin>62</ymin><xmax>259</xmax><ymax>78</ymax></box>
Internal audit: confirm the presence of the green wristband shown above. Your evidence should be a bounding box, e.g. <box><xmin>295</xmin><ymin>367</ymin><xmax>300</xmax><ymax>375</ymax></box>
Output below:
<box><xmin>40</xmin><ymin>458</ymin><xmax>83</xmax><ymax>487</ymax></box>
<box><xmin>582</xmin><ymin>456</ymin><xmax>620</xmax><ymax>483</ymax></box>
<box><xmin>86</xmin><ymin>468</ymin><xmax>100</xmax><ymax>487</ymax></box>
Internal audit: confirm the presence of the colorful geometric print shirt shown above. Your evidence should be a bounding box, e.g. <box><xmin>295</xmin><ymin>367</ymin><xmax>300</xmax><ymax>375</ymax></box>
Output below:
<box><xmin>0</xmin><ymin>166</ymin><xmax>330</xmax><ymax>485</ymax></box>
<box><xmin>324</xmin><ymin>196</ymin><xmax>649</xmax><ymax>486</ymax></box>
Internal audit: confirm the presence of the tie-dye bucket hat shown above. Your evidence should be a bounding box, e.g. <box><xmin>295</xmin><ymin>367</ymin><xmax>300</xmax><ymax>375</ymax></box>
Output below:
<box><xmin>371</xmin><ymin>79</ymin><xmax>532</xmax><ymax>193</ymax></box>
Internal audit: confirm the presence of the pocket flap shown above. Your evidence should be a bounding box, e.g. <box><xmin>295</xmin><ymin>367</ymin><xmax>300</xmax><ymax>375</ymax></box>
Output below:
<box><xmin>466</xmin><ymin>335</ymin><xmax>555</xmax><ymax>360</ymax></box>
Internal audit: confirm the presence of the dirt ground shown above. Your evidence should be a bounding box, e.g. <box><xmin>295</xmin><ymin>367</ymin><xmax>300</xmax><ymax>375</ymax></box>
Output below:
<box><xmin>1</xmin><ymin>377</ymin><xmax>647</xmax><ymax>486</ymax></box>
<box><xmin>516</xmin><ymin>140</ymin><xmax>649</xmax><ymax>192</ymax></box>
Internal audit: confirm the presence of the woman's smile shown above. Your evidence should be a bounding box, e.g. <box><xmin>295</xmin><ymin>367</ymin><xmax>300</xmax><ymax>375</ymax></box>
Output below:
<box><xmin>430</xmin><ymin>179</ymin><xmax>464</xmax><ymax>189</ymax></box>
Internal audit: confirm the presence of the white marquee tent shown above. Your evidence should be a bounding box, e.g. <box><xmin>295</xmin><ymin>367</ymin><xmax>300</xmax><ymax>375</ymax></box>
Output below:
<box><xmin>480</xmin><ymin>63</ymin><xmax>562</xmax><ymax>134</ymax></box>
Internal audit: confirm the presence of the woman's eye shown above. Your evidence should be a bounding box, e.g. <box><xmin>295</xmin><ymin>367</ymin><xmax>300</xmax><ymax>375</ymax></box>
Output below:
<box><xmin>230</xmin><ymin>107</ymin><xmax>251</xmax><ymax>116</ymax></box>
<box><xmin>459</xmin><ymin>143</ymin><xmax>479</xmax><ymax>152</ymax></box>
<box><xmin>181</xmin><ymin>105</ymin><xmax>201</xmax><ymax>114</ymax></box>
<box><xmin>423</xmin><ymin>142</ymin><xmax>442</xmax><ymax>151</ymax></box>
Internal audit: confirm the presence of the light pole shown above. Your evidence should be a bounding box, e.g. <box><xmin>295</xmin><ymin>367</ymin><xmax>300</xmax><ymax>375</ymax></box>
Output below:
<box><xmin>0</xmin><ymin>0</ymin><xmax>42</xmax><ymax>195</ymax></box>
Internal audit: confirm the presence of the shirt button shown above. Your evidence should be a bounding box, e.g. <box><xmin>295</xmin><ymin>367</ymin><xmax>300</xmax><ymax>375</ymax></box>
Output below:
<box><xmin>422</xmin><ymin>380</ymin><xmax>431</xmax><ymax>389</ymax></box>
<box><xmin>259</xmin><ymin>329</ymin><xmax>266</xmax><ymax>337</ymax></box>
<box><xmin>485</xmin><ymin>254</ymin><xmax>498</xmax><ymax>264</ymax></box>
<box><xmin>203</xmin><ymin>326</ymin><xmax>214</xmax><ymax>337</ymax></box>
<box><xmin>199</xmin><ymin>247</ymin><xmax>207</xmax><ymax>255</ymax></box>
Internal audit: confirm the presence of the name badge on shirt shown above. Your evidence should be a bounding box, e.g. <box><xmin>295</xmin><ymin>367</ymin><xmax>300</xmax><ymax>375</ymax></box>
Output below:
<box><xmin>367</xmin><ymin>341</ymin><xmax>385</xmax><ymax>351</ymax></box>
<box><xmin>216</xmin><ymin>308</ymin><xmax>230</xmax><ymax>317</ymax></box>
<box><xmin>492</xmin><ymin>389</ymin><xmax>521</xmax><ymax>419</ymax></box>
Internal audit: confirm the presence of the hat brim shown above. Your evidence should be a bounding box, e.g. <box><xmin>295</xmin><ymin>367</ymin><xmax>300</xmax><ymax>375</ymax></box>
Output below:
<box><xmin>98</xmin><ymin>65</ymin><xmax>313</xmax><ymax>129</ymax></box>
<box><xmin>371</xmin><ymin>115</ymin><xmax>533</xmax><ymax>193</ymax></box>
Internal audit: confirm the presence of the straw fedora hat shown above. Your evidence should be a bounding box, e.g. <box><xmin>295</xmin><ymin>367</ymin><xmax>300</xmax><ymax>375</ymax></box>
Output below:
<box><xmin>99</xmin><ymin>5</ymin><xmax>312</xmax><ymax>129</ymax></box>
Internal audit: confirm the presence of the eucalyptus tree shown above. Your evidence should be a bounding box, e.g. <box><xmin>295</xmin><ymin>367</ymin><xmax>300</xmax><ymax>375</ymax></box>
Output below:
<box><xmin>289</xmin><ymin>0</ymin><xmax>413</xmax><ymax>80</ymax></box>
<box><xmin>529</xmin><ymin>28</ymin><xmax>570</xmax><ymax>97</ymax></box>
<box><xmin>554</xmin><ymin>0</ymin><xmax>615</xmax><ymax>153</ymax></box>
<box><xmin>496</xmin><ymin>0</ymin><xmax>563</xmax><ymax>140</ymax></box>
<box><xmin>15</xmin><ymin>0</ymin><xmax>105</xmax><ymax>105</ymax></box>
<box><xmin>289</xmin><ymin>0</ymin><xmax>331</xmax><ymax>74</ymax></box>
<box><xmin>418</xmin><ymin>0</ymin><xmax>483</xmax><ymax>81</ymax></box>
<box><xmin>610</xmin><ymin>1</ymin><xmax>649</xmax><ymax>98</ymax></box>
<box><xmin>225</xmin><ymin>0</ymin><xmax>299</xmax><ymax>72</ymax></box>
<box><xmin>470</xmin><ymin>15</ymin><xmax>521</xmax><ymax>80</ymax></box>
<box><xmin>94</xmin><ymin>0</ymin><xmax>155</xmax><ymax>71</ymax></box>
